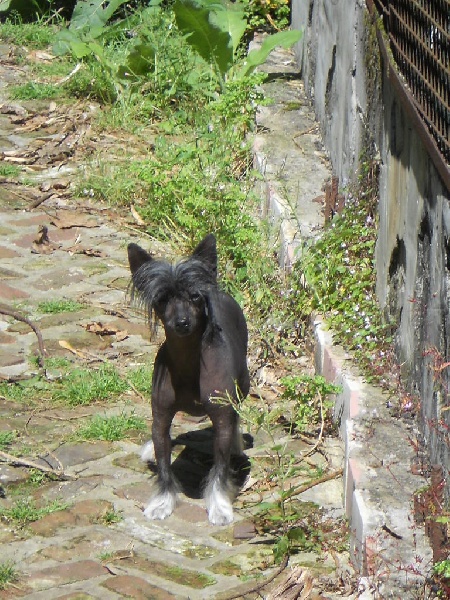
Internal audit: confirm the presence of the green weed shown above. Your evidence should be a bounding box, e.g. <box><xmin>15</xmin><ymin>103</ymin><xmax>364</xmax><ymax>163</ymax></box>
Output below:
<box><xmin>0</xmin><ymin>431</ymin><xmax>15</xmax><ymax>450</ymax></box>
<box><xmin>0</xmin><ymin>18</ymin><xmax>59</xmax><ymax>49</ymax></box>
<box><xmin>280</xmin><ymin>374</ymin><xmax>341</xmax><ymax>433</ymax></box>
<box><xmin>0</xmin><ymin>377</ymin><xmax>51</xmax><ymax>404</ymax></box>
<box><xmin>234</xmin><ymin>382</ymin><xmax>344</xmax><ymax>562</ymax></box>
<box><xmin>290</xmin><ymin>186</ymin><xmax>394</xmax><ymax>387</ymax></box>
<box><xmin>52</xmin><ymin>363</ymin><xmax>128</xmax><ymax>406</ymax></box>
<box><xmin>434</xmin><ymin>559</ymin><xmax>450</xmax><ymax>579</ymax></box>
<box><xmin>127</xmin><ymin>364</ymin><xmax>153</xmax><ymax>397</ymax></box>
<box><xmin>96</xmin><ymin>508</ymin><xmax>124</xmax><ymax>524</ymax></box>
<box><xmin>76</xmin><ymin>410</ymin><xmax>147</xmax><ymax>441</ymax></box>
<box><xmin>0</xmin><ymin>497</ymin><xmax>69</xmax><ymax>528</ymax></box>
<box><xmin>37</xmin><ymin>299</ymin><xmax>84</xmax><ymax>314</ymax></box>
<box><xmin>9</xmin><ymin>81</ymin><xmax>62</xmax><ymax>100</ymax></box>
<box><xmin>0</xmin><ymin>164</ymin><xmax>21</xmax><ymax>177</ymax></box>
<box><xmin>0</xmin><ymin>561</ymin><xmax>18</xmax><ymax>591</ymax></box>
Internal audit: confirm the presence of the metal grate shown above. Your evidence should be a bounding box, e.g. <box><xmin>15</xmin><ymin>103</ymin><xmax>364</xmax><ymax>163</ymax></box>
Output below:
<box><xmin>373</xmin><ymin>0</ymin><xmax>450</xmax><ymax>167</ymax></box>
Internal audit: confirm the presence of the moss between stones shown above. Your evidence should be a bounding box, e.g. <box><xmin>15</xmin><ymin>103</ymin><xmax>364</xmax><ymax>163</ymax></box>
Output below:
<box><xmin>121</xmin><ymin>555</ymin><xmax>216</xmax><ymax>588</ymax></box>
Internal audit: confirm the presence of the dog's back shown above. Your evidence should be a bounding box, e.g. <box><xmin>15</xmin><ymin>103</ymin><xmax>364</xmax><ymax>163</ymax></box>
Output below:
<box><xmin>209</xmin><ymin>290</ymin><xmax>249</xmax><ymax>397</ymax></box>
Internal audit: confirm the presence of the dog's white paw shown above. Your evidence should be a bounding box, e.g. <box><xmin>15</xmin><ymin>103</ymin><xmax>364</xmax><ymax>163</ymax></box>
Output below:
<box><xmin>143</xmin><ymin>491</ymin><xmax>177</xmax><ymax>520</ymax></box>
<box><xmin>205</xmin><ymin>486</ymin><xmax>234</xmax><ymax>525</ymax></box>
<box><xmin>140</xmin><ymin>440</ymin><xmax>156</xmax><ymax>463</ymax></box>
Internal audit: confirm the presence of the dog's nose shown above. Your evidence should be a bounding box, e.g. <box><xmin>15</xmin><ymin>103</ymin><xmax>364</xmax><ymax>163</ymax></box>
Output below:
<box><xmin>175</xmin><ymin>317</ymin><xmax>190</xmax><ymax>334</ymax></box>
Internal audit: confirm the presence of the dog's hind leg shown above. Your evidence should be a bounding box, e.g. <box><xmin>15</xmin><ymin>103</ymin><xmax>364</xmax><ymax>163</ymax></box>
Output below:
<box><xmin>143</xmin><ymin>412</ymin><xmax>178</xmax><ymax>521</ymax></box>
<box><xmin>204</xmin><ymin>409</ymin><xmax>239</xmax><ymax>525</ymax></box>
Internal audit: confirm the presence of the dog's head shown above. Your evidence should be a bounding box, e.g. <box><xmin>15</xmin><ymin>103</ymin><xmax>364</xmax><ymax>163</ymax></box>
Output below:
<box><xmin>128</xmin><ymin>234</ymin><xmax>218</xmax><ymax>338</ymax></box>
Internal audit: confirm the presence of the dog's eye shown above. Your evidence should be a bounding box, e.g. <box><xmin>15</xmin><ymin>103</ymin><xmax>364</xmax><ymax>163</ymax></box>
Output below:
<box><xmin>190</xmin><ymin>292</ymin><xmax>202</xmax><ymax>303</ymax></box>
<box><xmin>154</xmin><ymin>293</ymin><xmax>168</xmax><ymax>309</ymax></box>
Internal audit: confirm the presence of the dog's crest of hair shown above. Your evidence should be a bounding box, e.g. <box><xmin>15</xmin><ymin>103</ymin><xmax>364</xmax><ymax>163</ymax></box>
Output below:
<box><xmin>128</xmin><ymin>236</ymin><xmax>219</xmax><ymax>336</ymax></box>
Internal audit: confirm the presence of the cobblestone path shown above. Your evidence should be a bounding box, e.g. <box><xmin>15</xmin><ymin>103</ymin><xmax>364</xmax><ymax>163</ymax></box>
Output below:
<box><xmin>0</xmin><ymin>41</ymin><xmax>352</xmax><ymax>600</ymax></box>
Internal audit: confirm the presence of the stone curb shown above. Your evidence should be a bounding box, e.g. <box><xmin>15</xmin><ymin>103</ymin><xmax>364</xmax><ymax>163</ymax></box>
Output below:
<box><xmin>253</xmin><ymin>70</ymin><xmax>433</xmax><ymax>596</ymax></box>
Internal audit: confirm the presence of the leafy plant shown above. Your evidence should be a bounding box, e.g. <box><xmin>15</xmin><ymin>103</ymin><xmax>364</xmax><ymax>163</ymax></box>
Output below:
<box><xmin>234</xmin><ymin>384</ymin><xmax>345</xmax><ymax>563</ymax></box>
<box><xmin>291</xmin><ymin>189</ymin><xmax>395</xmax><ymax>388</ymax></box>
<box><xmin>53</xmin><ymin>0</ymin><xmax>129</xmax><ymax>58</ymax></box>
<box><xmin>280</xmin><ymin>374</ymin><xmax>341</xmax><ymax>433</ymax></box>
<box><xmin>434</xmin><ymin>559</ymin><xmax>450</xmax><ymax>579</ymax></box>
<box><xmin>172</xmin><ymin>0</ymin><xmax>302</xmax><ymax>88</ymax></box>
<box><xmin>240</xmin><ymin>0</ymin><xmax>291</xmax><ymax>33</ymax></box>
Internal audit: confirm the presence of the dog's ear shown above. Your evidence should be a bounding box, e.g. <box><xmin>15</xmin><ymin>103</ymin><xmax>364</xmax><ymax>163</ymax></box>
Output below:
<box><xmin>128</xmin><ymin>243</ymin><xmax>153</xmax><ymax>274</ymax></box>
<box><xmin>192</xmin><ymin>234</ymin><xmax>217</xmax><ymax>278</ymax></box>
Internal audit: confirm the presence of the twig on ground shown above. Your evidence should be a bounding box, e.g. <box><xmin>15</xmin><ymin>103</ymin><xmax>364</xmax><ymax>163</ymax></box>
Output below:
<box><xmin>0</xmin><ymin>304</ymin><xmax>47</xmax><ymax>365</ymax></box>
<box><xmin>223</xmin><ymin>554</ymin><xmax>290</xmax><ymax>600</ymax></box>
<box><xmin>282</xmin><ymin>468</ymin><xmax>344</xmax><ymax>502</ymax></box>
<box><xmin>301</xmin><ymin>391</ymin><xmax>325</xmax><ymax>459</ymax></box>
<box><xmin>0</xmin><ymin>450</ymin><xmax>77</xmax><ymax>481</ymax></box>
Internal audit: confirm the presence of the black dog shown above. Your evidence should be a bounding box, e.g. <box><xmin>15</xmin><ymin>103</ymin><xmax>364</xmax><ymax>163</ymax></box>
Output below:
<box><xmin>128</xmin><ymin>234</ymin><xmax>249</xmax><ymax>525</ymax></box>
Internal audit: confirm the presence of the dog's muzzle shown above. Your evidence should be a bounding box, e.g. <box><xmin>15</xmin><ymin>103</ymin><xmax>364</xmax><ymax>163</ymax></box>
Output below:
<box><xmin>174</xmin><ymin>317</ymin><xmax>191</xmax><ymax>335</ymax></box>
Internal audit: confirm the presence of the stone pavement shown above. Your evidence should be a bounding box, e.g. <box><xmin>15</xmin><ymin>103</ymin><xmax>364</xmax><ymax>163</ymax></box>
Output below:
<box><xmin>0</xmin><ymin>46</ymin><xmax>352</xmax><ymax>600</ymax></box>
<box><xmin>0</xmin><ymin>168</ymin><xmax>349</xmax><ymax>600</ymax></box>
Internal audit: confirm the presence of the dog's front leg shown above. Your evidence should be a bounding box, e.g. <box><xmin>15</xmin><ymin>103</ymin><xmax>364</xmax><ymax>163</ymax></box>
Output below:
<box><xmin>143</xmin><ymin>411</ymin><xmax>178</xmax><ymax>521</ymax></box>
<box><xmin>204</xmin><ymin>407</ymin><xmax>239</xmax><ymax>525</ymax></box>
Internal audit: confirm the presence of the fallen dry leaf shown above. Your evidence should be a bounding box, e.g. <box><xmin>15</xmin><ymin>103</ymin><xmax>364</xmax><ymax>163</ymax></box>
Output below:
<box><xmin>66</xmin><ymin>245</ymin><xmax>106</xmax><ymax>257</ymax></box>
<box><xmin>27</xmin><ymin>50</ymin><xmax>55</xmax><ymax>62</ymax></box>
<box><xmin>83</xmin><ymin>322</ymin><xmax>128</xmax><ymax>340</ymax></box>
<box><xmin>58</xmin><ymin>340</ymin><xmax>88</xmax><ymax>358</ymax></box>
<box><xmin>131</xmin><ymin>205</ymin><xmax>146</xmax><ymax>226</ymax></box>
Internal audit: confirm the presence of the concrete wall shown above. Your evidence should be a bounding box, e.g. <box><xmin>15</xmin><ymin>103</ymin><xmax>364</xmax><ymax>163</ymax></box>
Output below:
<box><xmin>292</xmin><ymin>0</ymin><xmax>450</xmax><ymax>493</ymax></box>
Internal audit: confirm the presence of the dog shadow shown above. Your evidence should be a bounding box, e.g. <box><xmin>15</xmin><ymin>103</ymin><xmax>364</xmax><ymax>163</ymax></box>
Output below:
<box><xmin>146</xmin><ymin>427</ymin><xmax>253</xmax><ymax>499</ymax></box>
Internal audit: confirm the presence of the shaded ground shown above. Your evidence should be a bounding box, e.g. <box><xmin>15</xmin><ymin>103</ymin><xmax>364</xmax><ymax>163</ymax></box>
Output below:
<box><xmin>0</xmin><ymin>41</ymin><xmax>356</xmax><ymax>598</ymax></box>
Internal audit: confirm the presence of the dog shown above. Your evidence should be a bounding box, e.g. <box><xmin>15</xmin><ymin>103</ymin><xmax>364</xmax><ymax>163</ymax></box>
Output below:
<box><xmin>128</xmin><ymin>234</ymin><xmax>250</xmax><ymax>525</ymax></box>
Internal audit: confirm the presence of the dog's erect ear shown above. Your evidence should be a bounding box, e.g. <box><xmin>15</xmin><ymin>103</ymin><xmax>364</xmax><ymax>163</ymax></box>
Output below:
<box><xmin>128</xmin><ymin>243</ymin><xmax>153</xmax><ymax>274</ymax></box>
<box><xmin>192</xmin><ymin>234</ymin><xmax>217</xmax><ymax>277</ymax></box>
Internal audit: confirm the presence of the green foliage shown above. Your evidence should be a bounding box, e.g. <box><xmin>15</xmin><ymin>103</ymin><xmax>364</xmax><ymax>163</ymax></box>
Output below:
<box><xmin>235</xmin><ymin>383</ymin><xmax>345</xmax><ymax>562</ymax></box>
<box><xmin>0</xmin><ymin>377</ymin><xmax>51</xmax><ymax>404</ymax></box>
<box><xmin>280</xmin><ymin>374</ymin><xmax>341</xmax><ymax>432</ymax></box>
<box><xmin>0</xmin><ymin>431</ymin><xmax>15</xmax><ymax>450</ymax></box>
<box><xmin>0</xmin><ymin>561</ymin><xmax>18</xmax><ymax>591</ymax></box>
<box><xmin>290</xmin><ymin>191</ymin><xmax>394</xmax><ymax>386</ymax></box>
<box><xmin>127</xmin><ymin>364</ymin><xmax>153</xmax><ymax>396</ymax></box>
<box><xmin>54</xmin><ymin>0</ymin><xmax>300</xmax><ymax>100</ymax></box>
<box><xmin>0</xmin><ymin>17</ymin><xmax>60</xmax><ymax>48</ymax></box>
<box><xmin>97</xmin><ymin>507</ymin><xmax>124</xmax><ymax>524</ymax></box>
<box><xmin>52</xmin><ymin>363</ymin><xmax>128</xmax><ymax>406</ymax></box>
<box><xmin>9</xmin><ymin>81</ymin><xmax>62</xmax><ymax>100</ymax></box>
<box><xmin>53</xmin><ymin>0</ymin><xmax>129</xmax><ymax>57</ymax></box>
<box><xmin>173</xmin><ymin>0</ymin><xmax>235</xmax><ymax>82</ymax></box>
<box><xmin>0</xmin><ymin>163</ymin><xmax>21</xmax><ymax>178</ymax></box>
<box><xmin>0</xmin><ymin>497</ymin><xmax>68</xmax><ymax>527</ymax></box>
<box><xmin>434</xmin><ymin>559</ymin><xmax>450</xmax><ymax>579</ymax></box>
<box><xmin>76</xmin><ymin>410</ymin><xmax>147</xmax><ymax>441</ymax></box>
<box><xmin>173</xmin><ymin>0</ymin><xmax>301</xmax><ymax>86</ymax></box>
<box><xmin>37</xmin><ymin>299</ymin><xmax>84</xmax><ymax>313</ymax></box>
<box><xmin>240</xmin><ymin>0</ymin><xmax>291</xmax><ymax>33</ymax></box>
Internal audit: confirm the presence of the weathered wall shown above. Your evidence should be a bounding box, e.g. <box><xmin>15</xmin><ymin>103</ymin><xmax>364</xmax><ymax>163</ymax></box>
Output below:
<box><xmin>292</xmin><ymin>0</ymin><xmax>450</xmax><ymax>493</ymax></box>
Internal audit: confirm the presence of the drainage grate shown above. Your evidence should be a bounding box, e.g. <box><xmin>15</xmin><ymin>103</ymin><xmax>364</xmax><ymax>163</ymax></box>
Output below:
<box><xmin>373</xmin><ymin>0</ymin><xmax>449</xmax><ymax>168</ymax></box>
